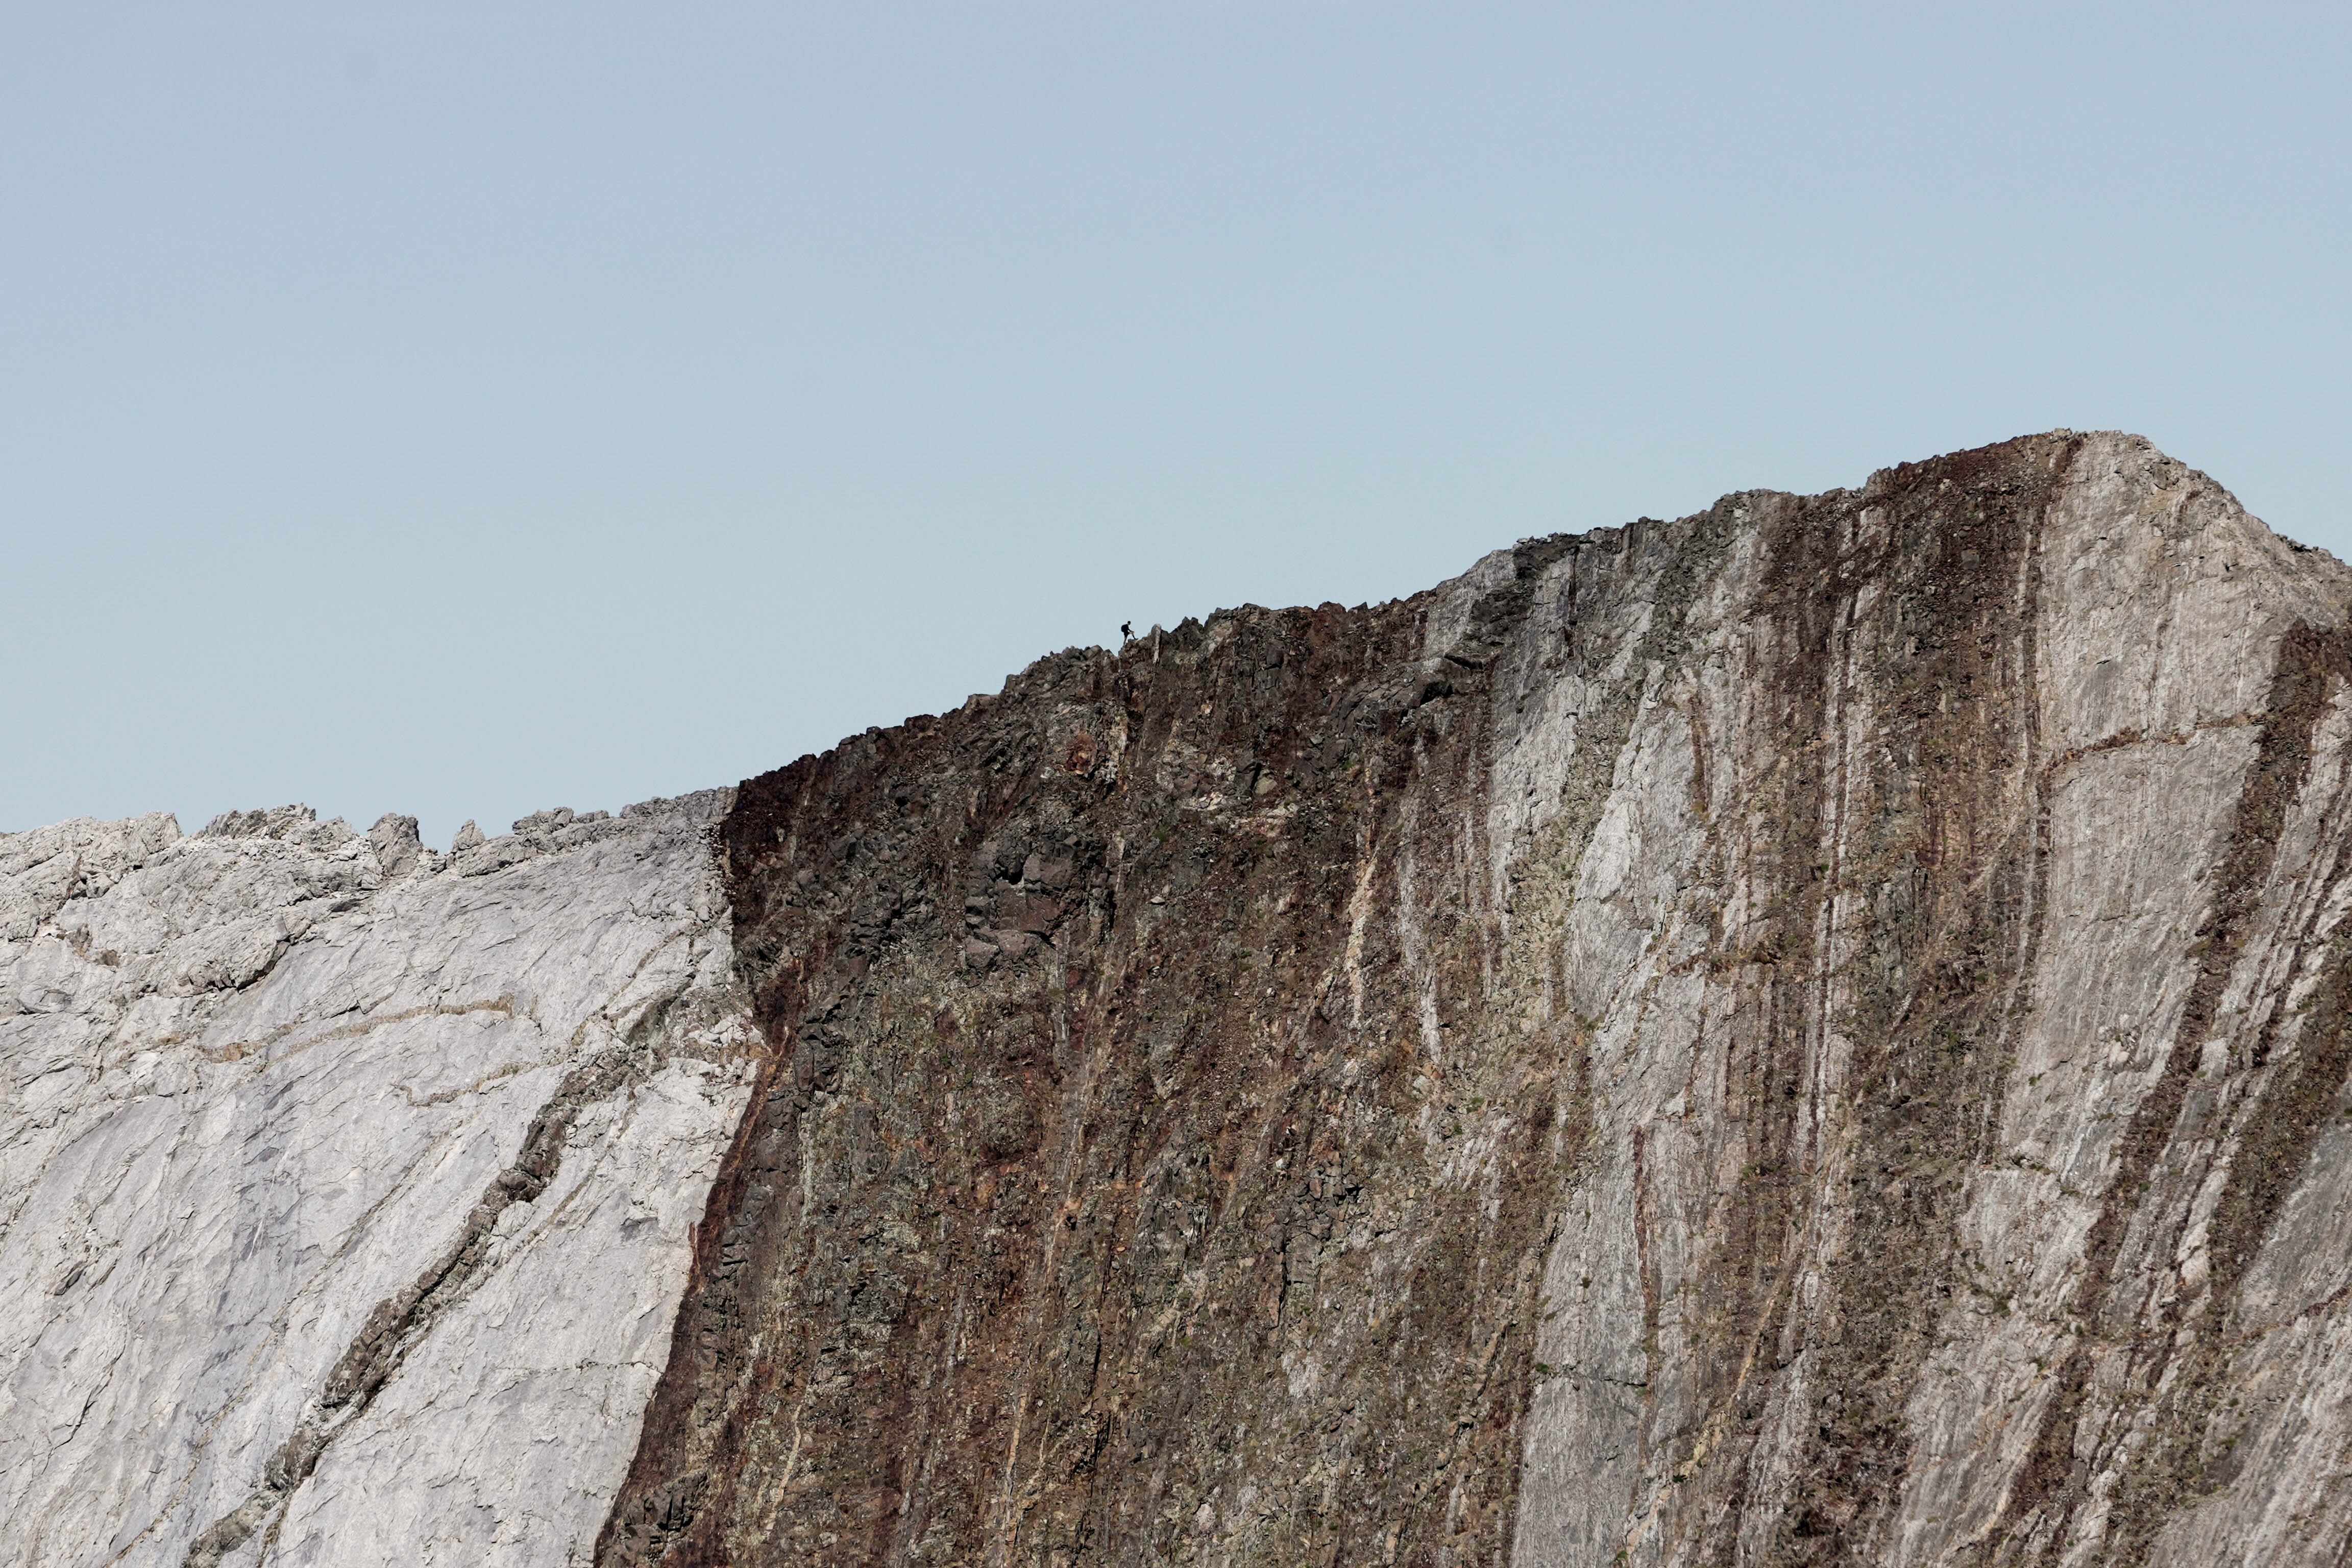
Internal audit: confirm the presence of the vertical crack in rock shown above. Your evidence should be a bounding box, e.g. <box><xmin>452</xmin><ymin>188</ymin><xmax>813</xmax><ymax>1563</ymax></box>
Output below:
<box><xmin>1735</xmin><ymin>438</ymin><xmax>2063</xmax><ymax>1564</ymax></box>
<box><xmin>182</xmin><ymin>1040</ymin><xmax>673</xmax><ymax>1566</ymax></box>
<box><xmin>1508</xmin><ymin>438</ymin><xmax>2082</xmax><ymax>1568</ymax></box>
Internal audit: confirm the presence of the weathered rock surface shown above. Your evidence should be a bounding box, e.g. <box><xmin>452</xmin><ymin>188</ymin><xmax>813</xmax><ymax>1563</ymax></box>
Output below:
<box><xmin>600</xmin><ymin>432</ymin><xmax>2352</xmax><ymax>1567</ymax></box>
<box><xmin>12</xmin><ymin>431</ymin><xmax>2352</xmax><ymax>1568</ymax></box>
<box><xmin>1</xmin><ymin>795</ymin><xmax>754</xmax><ymax>1567</ymax></box>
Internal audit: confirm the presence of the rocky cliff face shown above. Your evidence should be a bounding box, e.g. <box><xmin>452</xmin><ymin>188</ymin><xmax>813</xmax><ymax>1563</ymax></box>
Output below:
<box><xmin>11</xmin><ymin>432</ymin><xmax>2352</xmax><ymax>1567</ymax></box>
<box><xmin>2</xmin><ymin>796</ymin><xmax>754</xmax><ymax>1567</ymax></box>
<box><xmin>601</xmin><ymin>432</ymin><xmax>2352</xmax><ymax>1568</ymax></box>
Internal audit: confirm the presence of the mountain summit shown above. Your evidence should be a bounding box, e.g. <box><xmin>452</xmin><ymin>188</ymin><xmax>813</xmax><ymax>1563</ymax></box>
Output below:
<box><xmin>10</xmin><ymin>433</ymin><xmax>2352</xmax><ymax>1568</ymax></box>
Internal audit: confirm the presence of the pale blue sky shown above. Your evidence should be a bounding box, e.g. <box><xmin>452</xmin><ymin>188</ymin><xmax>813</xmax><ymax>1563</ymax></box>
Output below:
<box><xmin>5</xmin><ymin>3</ymin><xmax>2346</xmax><ymax>843</ymax></box>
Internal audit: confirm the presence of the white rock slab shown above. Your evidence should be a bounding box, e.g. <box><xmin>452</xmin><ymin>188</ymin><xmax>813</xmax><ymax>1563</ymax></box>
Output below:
<box><xmin>0</xmin><ymin>796</ymin><xmax>755</xmax><ymax>1568</ymax></box>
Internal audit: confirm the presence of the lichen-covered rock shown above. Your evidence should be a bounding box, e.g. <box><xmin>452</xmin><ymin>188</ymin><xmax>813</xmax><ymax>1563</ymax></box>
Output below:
<box><xmin>601</xmin><ymin>432</ymin><xmax>2352</xmax><ymax>1567</ymax></box>
<box><xmin>0</xmin><ymin>795</ymin><xmax>754</xmax><ymax>1567</ymax></box>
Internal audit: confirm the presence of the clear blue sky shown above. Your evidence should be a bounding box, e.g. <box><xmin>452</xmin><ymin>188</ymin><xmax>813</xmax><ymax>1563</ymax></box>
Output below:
<box><xmin>6</xmin><ymin>4</ymin><xmax>2346</xmax><ymax>844</ymax></box>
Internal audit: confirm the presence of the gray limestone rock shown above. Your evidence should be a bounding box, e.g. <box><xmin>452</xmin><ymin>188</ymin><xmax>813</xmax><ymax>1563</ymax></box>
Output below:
<box><xmin>0</xmin><ymin>792</ymin><xmax>753</xmax><ymax>1568</ymax></box>
<box><xmin>363</xmin><ymin>814</ymin><xmax>421</xmax><ymax>879</ymax></box>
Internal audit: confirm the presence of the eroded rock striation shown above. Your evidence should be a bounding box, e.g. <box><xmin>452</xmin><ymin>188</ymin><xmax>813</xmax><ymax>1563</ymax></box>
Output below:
<box><xmin>11</xmin><ymin>432</ymin><xmax>2352</xmax><ymax>1566</ymax></box>
<box><xmin>601</xmin><ymin>432</ymin><xmax>2352</xmax><ymax>1568</ymax></box>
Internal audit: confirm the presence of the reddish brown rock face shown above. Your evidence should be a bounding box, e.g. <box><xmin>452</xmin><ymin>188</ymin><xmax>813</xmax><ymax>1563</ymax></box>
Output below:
<box><xmin>604</xmin><ymin>585</ymin><xmax>1560</xmax><ymax>1567</ymax></box>
<box><xmin>600</xmin><ymin>433</ymin><xmax>2352</xmax><ymax>1567</ymax></box>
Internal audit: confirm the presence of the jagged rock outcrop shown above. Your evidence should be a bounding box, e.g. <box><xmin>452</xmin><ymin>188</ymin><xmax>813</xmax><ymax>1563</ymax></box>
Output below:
<box><xmin>600</xmin><ymin>432</ymin><xmax>2352</xmax><ymax>1568</ymax></box>
<box><xmin>2</xmin><ymin>796</ymin><xmax>754</xmax><ymax>1567</ymax></box>
<box><xmin>11</xmin><ymin>431</ymin><xmax>2352</xmax><ymax>1567</ymax></box>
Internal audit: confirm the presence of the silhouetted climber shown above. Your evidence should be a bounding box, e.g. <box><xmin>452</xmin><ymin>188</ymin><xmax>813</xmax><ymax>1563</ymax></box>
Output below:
<box><xmin>1121</xmin><ymin>621</ymin><xmax>1133</xmax><ymax>642</ymax></box>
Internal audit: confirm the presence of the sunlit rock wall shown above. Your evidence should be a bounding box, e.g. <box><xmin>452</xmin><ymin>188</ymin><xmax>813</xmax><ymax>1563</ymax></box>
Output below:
<box><xmin>13</xmin><ymin>432</ymin><xmax>2352</xmax><ymax>1568</ymax></box>
<box><xmin>1</xmin><ymin>795</ymin><xmax>753</xmax><ymax>1567</ymax></box>
<box><xmin>605</xmin><ymin>433</ymin><xmax>2352</xmax><ymax>1568</ymax></box>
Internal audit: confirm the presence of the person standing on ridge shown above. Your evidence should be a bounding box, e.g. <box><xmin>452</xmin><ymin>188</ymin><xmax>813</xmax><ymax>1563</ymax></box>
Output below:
<box><xmin>1121</xmin><ymin>621</ymin><xmax>1133</xmax><ymax>642</ymax></box>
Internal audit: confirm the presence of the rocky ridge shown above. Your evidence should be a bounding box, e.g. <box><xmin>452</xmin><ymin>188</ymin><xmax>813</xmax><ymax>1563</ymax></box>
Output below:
<box><xmin>9</xmin><ymin>431</ymin><xmax>2352</xmax><ymax>1567</ymax></box>
<box><xmin>604</xmin><ymin>431</ymin><xmax>2352</xmax><ymax>1568</ymax></box>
